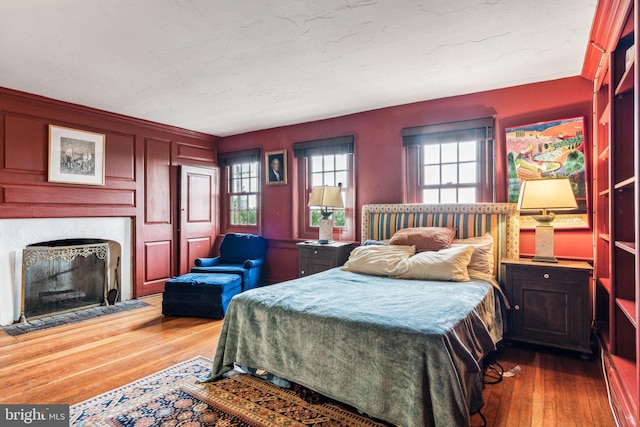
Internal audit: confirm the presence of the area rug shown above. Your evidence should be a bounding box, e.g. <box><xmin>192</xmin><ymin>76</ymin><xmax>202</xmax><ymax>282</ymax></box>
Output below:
<box><xmin>70</xmin><ymin>356</ymin><xmax>391</xmax><ymax>427</ymax></box>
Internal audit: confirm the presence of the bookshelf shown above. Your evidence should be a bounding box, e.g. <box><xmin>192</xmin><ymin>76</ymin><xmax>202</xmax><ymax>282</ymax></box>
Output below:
<box><xmin>592</xmin><ymin>2</ymin><xmax>639</xmax><ymax>425</ymax></box>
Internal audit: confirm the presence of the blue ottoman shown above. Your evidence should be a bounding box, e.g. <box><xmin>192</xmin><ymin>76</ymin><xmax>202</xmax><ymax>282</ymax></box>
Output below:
<box><xmin>162</xmin><ymin>273</ymin><xmax>242</xmax><ymax>318</ymax></box>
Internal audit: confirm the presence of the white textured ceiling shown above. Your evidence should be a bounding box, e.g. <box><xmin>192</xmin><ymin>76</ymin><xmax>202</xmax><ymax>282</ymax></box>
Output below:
<box><xmin>0</xmin><ymin>1</ymin><xmax>596</xmax><ymax>137</ymax></box>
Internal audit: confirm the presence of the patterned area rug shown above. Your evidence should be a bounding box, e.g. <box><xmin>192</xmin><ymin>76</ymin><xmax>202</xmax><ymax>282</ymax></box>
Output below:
<box><xmin>70</xmin><ymin>356</ymin><xmax>391</xmax><ymax>427</ymax></box>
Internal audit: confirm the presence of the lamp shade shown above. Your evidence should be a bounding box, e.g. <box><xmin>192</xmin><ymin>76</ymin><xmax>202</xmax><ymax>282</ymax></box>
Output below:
<box><xmin>517</xmin><ymin>178</ymin><xmax>577</xmax><ymax>211</ymax></box>
<box><xmin>308</xmin><ymin>186</ymin><xmax>344</xmax><ymax>208</ymax></box>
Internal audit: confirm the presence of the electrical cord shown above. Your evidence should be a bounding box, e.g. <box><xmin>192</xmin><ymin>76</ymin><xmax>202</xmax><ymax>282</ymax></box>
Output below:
<box><xmin>468</xmin><ymin>359</ymin><xmax>504</xmax><ymax>427</ymax></box>
<box><xmin>483</xmin><ymin>358</ymin><xmax>505</xmax><ymax>384</ymax></box>
<box><xmin>472</xmin><ymin>357</ymin><xmax>521</xmax><ymax>425</ymax></box>
<box><xmin>470</xmin><ymin>409</ymin><xmax>487</xmax><ymax>427</ymax></box>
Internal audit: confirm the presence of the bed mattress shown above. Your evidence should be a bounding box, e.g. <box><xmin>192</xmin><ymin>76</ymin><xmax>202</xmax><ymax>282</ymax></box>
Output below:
<box><xmin>202</xmin><ymin>267</ymin><xmax>503</xmax><ymax>427</ymax></box>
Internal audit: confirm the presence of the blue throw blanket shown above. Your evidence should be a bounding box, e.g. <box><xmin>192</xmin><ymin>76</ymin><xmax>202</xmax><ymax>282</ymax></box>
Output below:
<box><xmin>202</xmin><ymin>268</ymin><xmax>502</xmax><ymax>427</ymax></box>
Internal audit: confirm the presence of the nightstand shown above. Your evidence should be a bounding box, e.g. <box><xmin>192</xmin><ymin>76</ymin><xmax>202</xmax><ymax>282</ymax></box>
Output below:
<box><xmin>501</xmin><ymin>258</ymin><xmax>593</xmax><ymax>356</ymax></box>
<box><xmin>297</xmin><ymin>241</ymin><xmax>352</xmax><ymax>277</ymax></box>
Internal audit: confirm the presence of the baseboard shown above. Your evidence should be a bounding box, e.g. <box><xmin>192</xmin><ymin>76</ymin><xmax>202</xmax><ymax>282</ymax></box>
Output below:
<box><xmin>599</xmin><ymin>339</ymin><xmax>637</xmax><ymax>427</ymax></box>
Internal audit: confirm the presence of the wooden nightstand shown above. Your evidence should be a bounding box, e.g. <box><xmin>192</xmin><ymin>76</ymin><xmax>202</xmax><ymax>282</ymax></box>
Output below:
<box><xmin>297</xmin><ymin>241</ymin><xmax>352</xmax><ymax>277</ymax></box>
<box><xmin>501</xmin><ymin>258</ymin><xmax>593</xmax><ymax>356</ymax></box>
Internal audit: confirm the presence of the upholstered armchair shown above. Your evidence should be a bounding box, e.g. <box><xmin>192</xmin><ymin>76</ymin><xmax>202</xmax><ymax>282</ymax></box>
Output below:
<box><xmin>191</xmin><ymin>233</ymin><xmax>268</xmax><ymax>291</ymax></box>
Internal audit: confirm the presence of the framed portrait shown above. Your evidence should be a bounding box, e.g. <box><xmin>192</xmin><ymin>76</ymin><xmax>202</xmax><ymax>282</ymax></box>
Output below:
<box><xmin>48</xmin><ymin>125</ymin><xmax>106</xmax><ymax>186</ymax></box>
<box><xmin>265</xmin><ymin>149</ymin><xmax>287</xmax><ymax>185</ymax></box>
<box><xmin>505</xmin><ymin>116</ymin><xmax>590</xmax><ymax>229</ymax></box>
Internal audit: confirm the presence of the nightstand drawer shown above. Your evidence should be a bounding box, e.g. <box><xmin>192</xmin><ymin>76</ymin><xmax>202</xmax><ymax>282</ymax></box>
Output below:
<box><xmin>297</xmin><ymin>242</ymin><xmax>352</xmax><ymax>277</ymax></box>
<box><xmin>508</xmin><ymin>264</ymin><xmax>583</xmax><ymax>284</ymax></box>
<box><xmin>298</xmin><ymin>245</ymin><xmax>336</xmax><ymax>258</ymax></box>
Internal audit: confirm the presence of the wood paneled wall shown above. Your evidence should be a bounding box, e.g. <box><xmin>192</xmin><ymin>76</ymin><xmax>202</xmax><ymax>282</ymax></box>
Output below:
<box><xmin>0</xmin><ymin>87</ymin><xmax>219</xmax><ymax>297</ymax></box>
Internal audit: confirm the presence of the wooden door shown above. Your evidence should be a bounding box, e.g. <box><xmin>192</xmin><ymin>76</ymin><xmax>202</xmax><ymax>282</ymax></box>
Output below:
<box><xmin>178</xmin><ymin>165</ymin><xmax>219</xmax><ymax>275</ymax></box>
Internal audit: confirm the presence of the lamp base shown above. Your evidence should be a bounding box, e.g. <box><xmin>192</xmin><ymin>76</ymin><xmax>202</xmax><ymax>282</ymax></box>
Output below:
<box><xmin>318</xmin><ymin>218</ymin><xmax>334</xmax><ymax>244</ymax></box>
<box><xmin>533</xmin><ymin>223</ymin><xmax>558</xmax><ymax>263</ymax></box>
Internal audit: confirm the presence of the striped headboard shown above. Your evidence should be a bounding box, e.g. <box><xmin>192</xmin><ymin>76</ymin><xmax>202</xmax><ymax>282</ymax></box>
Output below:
<box><xmin>361</xmin><ymin>203</ymin><xmax>519</xmax><ymax>282</ymax></box>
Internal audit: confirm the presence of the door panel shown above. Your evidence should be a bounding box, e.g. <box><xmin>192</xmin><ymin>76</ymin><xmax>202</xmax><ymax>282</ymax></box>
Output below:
<box><xmin>179</xmin><ymin>165</ymin><xmax>219</xmax><ymax>275</ymax></box>
<box><xmin>137</xmin><ymin>138</ymin><xmax>174</xmax><ymax>297</ymax></box>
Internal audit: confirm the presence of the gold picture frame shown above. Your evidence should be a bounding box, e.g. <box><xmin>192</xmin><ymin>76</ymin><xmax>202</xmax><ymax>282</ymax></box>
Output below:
<box><xmin>48</xmin><ymin>125</ymin><xmax>106</xmax><ymax>186</ymax></box>
<box><xmin>265</xmin><ymin>149</ymin><xmax>287</xmax><ymax>185</ymax></box>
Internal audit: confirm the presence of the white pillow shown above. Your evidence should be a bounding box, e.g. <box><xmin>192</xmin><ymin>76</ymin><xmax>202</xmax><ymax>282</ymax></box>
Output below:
<box><xmin>392</xmin><ymin>245</ymin><xmax>475</xmax><ymax>282</ymax></box>
<box><xmin>451</xmin><ymin>233</ymin><xmax>494</xmax><ymax>276</ymax></box>
<box><xmin>341</xmin><ymin>245</ymin><xmax>415</xmax><ymax>276</ymax></box>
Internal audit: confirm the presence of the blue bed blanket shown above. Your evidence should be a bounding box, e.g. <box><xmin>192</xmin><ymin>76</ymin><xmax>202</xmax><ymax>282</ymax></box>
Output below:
<box><xmin>201</xmin><ymin>267</ymin><xmax>503</xmax><ymax>427</ymax></box>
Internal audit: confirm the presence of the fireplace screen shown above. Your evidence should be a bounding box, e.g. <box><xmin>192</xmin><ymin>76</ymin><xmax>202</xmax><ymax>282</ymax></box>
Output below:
<box><xmin>22</xmin><ymin>242</ymin><xmax>109</xmax><ymax>320</ymax></box>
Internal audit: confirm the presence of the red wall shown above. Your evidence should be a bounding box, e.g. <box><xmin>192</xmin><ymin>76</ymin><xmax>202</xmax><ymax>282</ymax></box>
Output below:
<box><xmin>0</xmin><ymin>76</ymin><xmax>595</xmax><ymax>289</ymax></box>
<box><xmin>219</xmin><ymin>76</ymin><xmax>594</xmax><ymax>283</ymax></box>
<box><xmin>0</xmin><ymin>87</ymin><xmax>219</xmax><ymax>297</ymax></box>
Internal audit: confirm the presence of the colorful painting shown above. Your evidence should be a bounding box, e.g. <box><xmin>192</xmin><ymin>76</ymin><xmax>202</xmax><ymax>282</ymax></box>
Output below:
<box><xmin>505</xmin><ymin>116</ymin><xmax>589</xmax><ymax>229</ymax></box>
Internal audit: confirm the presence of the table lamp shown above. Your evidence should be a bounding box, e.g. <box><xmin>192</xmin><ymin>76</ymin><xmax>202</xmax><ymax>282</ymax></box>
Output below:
<box><xmin>517</xmin><ymin>178</ymin><xmax>577</xmax><ymax>263</ymax></box>
<box><xmin>308</xmin><ymin>185</ymin><xmax>344</xmax><ymax>244</ymax></box>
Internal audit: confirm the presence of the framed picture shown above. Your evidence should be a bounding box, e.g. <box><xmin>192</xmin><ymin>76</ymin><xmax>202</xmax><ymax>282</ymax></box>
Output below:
<box><xmin>505</xmin><ymin>116</ymin><xmax>590</xmax><ymax>229</ymax></box>
<box><xmin>265</xmin><ymin>149</ymin><xmax>287</xmax><ymax>185</ymax></box>
<box><xmin>48</xmin><ymin>125</ymin><xmax>106</xmax><ymax>186</ymax></box>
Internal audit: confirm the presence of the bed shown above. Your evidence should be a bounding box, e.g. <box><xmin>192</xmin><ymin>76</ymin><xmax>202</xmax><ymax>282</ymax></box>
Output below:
<box><xmin>201</xmin><ymin>203</ymin><xmax>519</xmax><ymax>426</ymax></box>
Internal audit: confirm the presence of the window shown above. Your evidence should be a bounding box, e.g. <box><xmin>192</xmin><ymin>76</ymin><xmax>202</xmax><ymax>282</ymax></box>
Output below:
<box><xmin>403</xmin><ymin>118</ymin><xmax>494</xmax><ymax>203</ymax></box>
<box><xmin>229</xmin><ymin>162</ymin><xmax>259</xmax><ymax>225</ymax></box>
<box><xmin>294</xmin><ymin>135</ymin><xmax>355</xmax><ymax>241</ymax></box>
<box><xmin>309</xmin><ymin>153</ymin><xmax>348</xmax><ymax>227</ymax></box>
<box><xmin>218</xmin><ymin>149</ymin><xmax>261</xmax><ymax>230</ymax></box>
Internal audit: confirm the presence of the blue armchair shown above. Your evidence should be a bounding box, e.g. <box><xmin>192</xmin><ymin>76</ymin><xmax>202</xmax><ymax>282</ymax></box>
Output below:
<box><xmin>191</xmin><ymin>233</ymin><xmax>267</xmax><ymax>291</ymax></box>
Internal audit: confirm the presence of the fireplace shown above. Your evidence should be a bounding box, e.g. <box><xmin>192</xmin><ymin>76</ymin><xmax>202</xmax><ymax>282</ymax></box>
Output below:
<box><xmin>21</xmin><ymin>239</ymin><xmax>112</xmax><ymax>321</ymax></box>
<box><xmin>0</xmin><ymin>217</ymin><xmax>133</xmax><ymax>326</ymax></box>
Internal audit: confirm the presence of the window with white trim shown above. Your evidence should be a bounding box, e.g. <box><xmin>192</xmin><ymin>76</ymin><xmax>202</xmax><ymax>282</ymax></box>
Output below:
<box><xmin>218</xmin><ymin>149</ymin><xmax>261</xmax><ymax>230</ymax></box>
<box><xmin>294</xmin><ymin>135</ymin><xmax>355</xmax><ymax>241</ymax></box>
<box><xmin>403</xmin><ymin>118</ymin><xmax>494</xmax><ymax>203</ymax></box>
<box><xmin>309</xmin><ymin>153</ymin><xmax>348</xmax><ymax>227</ymax></box>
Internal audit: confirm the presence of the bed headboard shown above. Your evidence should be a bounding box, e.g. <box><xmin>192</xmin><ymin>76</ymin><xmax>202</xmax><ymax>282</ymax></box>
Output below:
<box><xmin>361</xmin><ymin>203</ymin><xmax>519</xmax><ymax>283</ymax></box>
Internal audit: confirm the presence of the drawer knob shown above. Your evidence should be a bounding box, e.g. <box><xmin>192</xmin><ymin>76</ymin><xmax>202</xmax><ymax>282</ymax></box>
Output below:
<box><xmin>301</xmin><ymin>270</ymin><xmax>305</xmax><ymax>275</ymax></box>
<box><xmin>314</xmin><ymin>250</ymin><xmax>318</xmax><ymax>254</ymax></box>
<box><xmin>514</xmin><ymin>305</ymin><xmax>520</xmax><ymax>311</ymax></box>
<box><xmin>543</xmin><ymin>273</ymin><xmax>550</xmax><ymax>279</ymax></box>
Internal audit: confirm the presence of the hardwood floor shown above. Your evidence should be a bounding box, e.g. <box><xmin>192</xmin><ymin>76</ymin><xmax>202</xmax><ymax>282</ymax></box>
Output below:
<box><xmin>0</xmin><ymin>295</ymin><xmax>616</xmax><ymax>426</ymax></box>
<box><xmin>0</xmin><ymin>296</ymin><xmax>223</xmax><ymax>405</ymax></box>
<box><xmin>473</xmin><ymin>344</ymin><xmax>616</xmax><ymax>426</ymax></box>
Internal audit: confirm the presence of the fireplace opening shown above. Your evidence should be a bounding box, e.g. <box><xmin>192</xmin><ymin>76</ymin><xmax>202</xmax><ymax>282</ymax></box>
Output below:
<box><xmin>21</xmin><ymin>238</ymin><xmax>118</xmax><ymax>321</ymax></box>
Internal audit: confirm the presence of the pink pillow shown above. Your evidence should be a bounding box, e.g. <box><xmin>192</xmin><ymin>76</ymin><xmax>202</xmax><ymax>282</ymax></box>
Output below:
<box><xmin>388</xmin><ymin>227</ymin><xmax>456</xmax><ymax>252</ymax></box>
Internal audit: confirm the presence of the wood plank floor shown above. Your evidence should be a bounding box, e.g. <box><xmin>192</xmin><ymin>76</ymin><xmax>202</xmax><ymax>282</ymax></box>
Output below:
<box><xmin>0</xmin><ymin>295</ymin><xmax>616</xmax><ymax>426</ymax></box>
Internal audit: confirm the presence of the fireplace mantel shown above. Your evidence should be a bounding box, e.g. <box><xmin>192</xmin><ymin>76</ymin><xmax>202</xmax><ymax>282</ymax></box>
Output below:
<box><xmin>0</xmin><ymin>217</ymin><xmax>132</xmax><ymax>326</ymax></box>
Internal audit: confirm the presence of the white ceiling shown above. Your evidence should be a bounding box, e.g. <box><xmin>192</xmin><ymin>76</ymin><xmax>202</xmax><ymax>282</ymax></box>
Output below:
<box><xmin>0</xmin><ymin>1</ymin><xmax>597</xmax><ymax>137</ymax></box>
